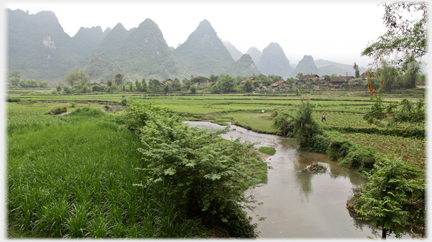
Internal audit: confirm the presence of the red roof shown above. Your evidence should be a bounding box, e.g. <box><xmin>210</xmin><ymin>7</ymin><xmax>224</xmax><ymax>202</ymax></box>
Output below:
<box><xmin>161</xmin><ymin>79</ymin><xmax>172</xmax><ymax>84</ymax></box>
<box><xmin>270</xmin><ymin>81</ymin><xmax>287</xmax><ymax>88</ymax></box>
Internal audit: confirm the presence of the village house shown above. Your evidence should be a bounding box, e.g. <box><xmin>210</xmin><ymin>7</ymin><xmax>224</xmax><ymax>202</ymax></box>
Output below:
<box><xmin>298</xmin><ymin>74</ymin><xmax>320</xmax><ymax>82</ymax></box>
<box><xmin>161</xmin><ymin>79</ymin><xmax>173</xmax><ymax>85</ymax></box>
<box><xmin>270</xmin><ymin>81</ymin><xmax>288</xmax><ymax>89</ymax></box>
<box><xmin>329</xmin><ymin>76</ymin><xmax>354</xmax><ymax>86</ymax></box>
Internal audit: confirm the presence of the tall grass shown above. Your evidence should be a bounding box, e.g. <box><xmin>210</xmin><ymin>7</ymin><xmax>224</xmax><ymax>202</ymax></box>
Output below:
<box><xmin>7</xmin><ymin>108</ymin><xmax>205</xmax><ymax>238</ymax></box>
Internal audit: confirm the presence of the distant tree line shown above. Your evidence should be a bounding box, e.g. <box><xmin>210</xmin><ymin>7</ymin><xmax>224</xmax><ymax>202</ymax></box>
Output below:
<box><xmin>10</xmin><ymin>60</ymin><xmax>425</xmax><ymax>95</ymax></box>
<box><xmin>8</xmin><ymin>70</ymin><xmax>49</xmax><ymax>88</ymax></box>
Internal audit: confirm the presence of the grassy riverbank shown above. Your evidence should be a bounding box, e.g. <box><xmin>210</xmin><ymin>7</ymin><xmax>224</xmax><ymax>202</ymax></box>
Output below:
<box><xmin>6</xmin><ymin>89</ymin><xmax>426</xmax><ymax>238</ymax></box>
<box><xmin>7</xmin><ymin>103</ymin><xmax>268</xmax><ymax>238</ymax></box>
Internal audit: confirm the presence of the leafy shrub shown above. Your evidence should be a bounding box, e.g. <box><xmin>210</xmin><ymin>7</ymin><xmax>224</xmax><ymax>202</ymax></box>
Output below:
<box><xmin>363</xmin><ymin>96</ymin><xmax>385</xmax><ymax>125</ymax></box>
<box><xmin>117</xmin><ymin>103</ymin><xmax>168</xmax><ymax>131</ymax></box>
<box><xmin>68</xmin><ymin>107</ymin><xmax>105</xmax><ymax>117</ymax></box>
<box><xmin>272</xmin><ymin>100</ymin><xmax>320</xmax><ymax>147</ymax></box>
<box><xmin>353</xmin><ymin>157</ymin><xmax>425</xmax><ymax>238</ymax></box>
<box><xmin>7</xmin><ymin>97</ymin><xmax>21</xmax><ymax>102</ymax></box>
<box><xmin>135</xmin><ymin>111</ymin><xmax>265</xmax><ymax>237</ymax></box>
<box><xmin>304</xmin><ymin>133</ymin><xmax>331</xmax><ymax>154</ymax></box>
<box><xmin>327</xmin><ymin>139</ymin><xmax>351</xmax><ymax>161</ymax></box>
<box><xmin>70</xmin><ymin>102</ymin><xmax>76</xmax><ymax>108</ymax></box>
<box><xmin>121</xmin><ymin>98</ymin><xmax>127</xmax><ymax>106</ymax></box>
<box><xmin>63</xmin><ymin>86</ymin><xmax>71</xmax><ymax>94</ymax></box>
<box><xmin>46</xmin><ymin>107</ymin><xmax>67</xmax><ymax>115</ymax></box>
<box><xmin>338</xmin><ymin>146</ymin><xmax>376</xmax><ymax>170</ymax></box>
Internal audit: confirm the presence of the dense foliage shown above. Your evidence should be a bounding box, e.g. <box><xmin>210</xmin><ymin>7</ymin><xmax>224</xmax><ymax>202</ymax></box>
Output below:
<box><xmin>361</xmin><ymin>2</ymin><xmax>427</xmax><ymax>71</ymax></box>
<box><xmin>272</xmin><ymin>100</ymin><xmax>320</xmax><ymax>148</ymax></box>
<box><xmin>123</xmin><ymin>104</ymin><xmax>266</xmax><ymax>237</ymax></box>
<box><xmin>353</xmin><ymin>158</ymin><xmax>425</xmax><ymax>239</ymax></box>
<box><xmin>363</xmin><ymin>96</ymin><xmax>425</xmax><ymax>126</ymax></box>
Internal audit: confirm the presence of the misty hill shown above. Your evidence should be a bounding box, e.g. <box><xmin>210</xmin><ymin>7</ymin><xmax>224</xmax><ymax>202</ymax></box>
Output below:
<box><xmin>93</xmin><ymin>23</ymin><xmax>130</xmax><ymax>58</ymax></box>
<box><xmin>114</xmin><ymin>18</ymin><xmax>181</xmax><ymax>81</ymax></box>
<box><xmin>246</xmin><ymin>47</ymin><xmax>262</xmax><ymax>65</ymax></box>
<box><xmin>84</xmin><ymin>53</ymin><xmax>120</xmax><ymax>82</ymax></box>
<box><xmin>225</xmin><ymin>54</ymin><xmax>260</xmax><ymax>77</ymax></box>
<box><xmin>70</xmin><ymin>26</ymin><xmax>106</xmax><ymax>58</ymax></box>
<box><xmin>315</xmin><ymin>59</ymin><xmax>355</xmax><ymax>76</ymax></box>
<box><xmin>222</xmin><ymin>40</ymin><xmax>243</xmax><ymax>61</ymax></box>
<box><xmin>7</xmin><ymin>8</ymin><xmax>83</xmax><ymax>81</ymax></box>
<box><xmin>173</xmin><ymin>19</ymin><xmax>234</xmax><ymax>77</ymax></box>
<box><xmin>7</xmin><ymin>8</ymin><xmax>371</xmax><ymax>83</ymax></box>
<box><xmin>318</xmin><ymin>65</ymin><xmax>352</xmax><ymax>76</ymax></box>
<box><xmin>291</xmin><ymin>55</ymin><xmax>319</xmax><ymax>77</ymax></box>
<box><xmin>257</xmin><ymin>43</ymin><xmax>293</xmax><ymax>79</ymax></box>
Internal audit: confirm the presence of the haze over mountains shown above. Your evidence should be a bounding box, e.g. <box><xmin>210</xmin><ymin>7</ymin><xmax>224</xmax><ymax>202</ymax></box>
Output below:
<box><xmin>7</xmin><ymin>8</ymin><xmax>362</xmax><ymax>83</ymax></box>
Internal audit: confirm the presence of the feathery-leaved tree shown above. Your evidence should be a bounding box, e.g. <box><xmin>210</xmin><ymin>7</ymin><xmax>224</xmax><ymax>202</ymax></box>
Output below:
<box><xmin>273</xmin><ymin>100</ymin><xmax>320</xmax><ymax>147</ymax></box>
<box><xmin>355</xmin><ymin>158</ymin><xmax>425</xmax><ymax>239</ymax></box>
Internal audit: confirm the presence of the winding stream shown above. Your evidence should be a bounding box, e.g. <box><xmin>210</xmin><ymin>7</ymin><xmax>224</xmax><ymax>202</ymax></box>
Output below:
<box><xmin>185</xmin><ymin>121</ymin><xmax>415</xmax><ymax>239</ymax></box>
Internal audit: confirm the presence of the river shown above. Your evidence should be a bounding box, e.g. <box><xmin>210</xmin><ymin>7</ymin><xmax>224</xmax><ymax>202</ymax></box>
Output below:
<box><xmin>185</xmin><ymin>121</ymin><xmax>415</xmax><ymax>239</ymax></box>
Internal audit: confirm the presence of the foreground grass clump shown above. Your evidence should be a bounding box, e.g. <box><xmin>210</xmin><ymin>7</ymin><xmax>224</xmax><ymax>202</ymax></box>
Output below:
<box><xmin>258</xmin><ymin>147</ymin><xmax>276</xmax><ymax>155</ymax></box>
<box><xmin>7</xmin><ymin>109</ymin><xmax>205</xmax><ymax>238</ymax></box>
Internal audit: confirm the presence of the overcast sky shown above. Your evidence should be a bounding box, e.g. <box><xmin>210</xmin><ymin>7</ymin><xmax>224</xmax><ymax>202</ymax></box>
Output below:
<box><xmin>3</xmin><ymin>0</ymin><xmax>389</xmax><ymax>67</ymax></box>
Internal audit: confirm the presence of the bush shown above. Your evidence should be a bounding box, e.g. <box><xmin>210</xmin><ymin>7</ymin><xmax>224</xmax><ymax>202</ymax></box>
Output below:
<box><xmin>7</xmin><ymin>97</ymin><xmax>21</xmax><ymax>102</ymax></box>
<box><xmin>272</xmin><ymin>100</ymin><xmax>320</xmax><ymax>147</ymax></box>
<box><xmin>68</xmin><ymin>107</ymin><xmax>105</xmax><ymax>117</ymax></box>
<box><xmin>327</xmin><ymin>139</ymin><xmax>351</xmax><ymax>161</ymax></box>
<box><xmin>63</xmin><ymin>86</ymin><xmax>71</xmax><ymax>94</ymax></box>
<box><xmin>117</xmin><ymin>103</ymin><xmax>168</xmax><ymax>131</ymax></box>
<box><xmin>45</xmin><ymin>107</ymin><xmax>67</xmax><ymax>115</ymax></box>
<box><xmin>135</xmin><ymin>110</ymin><xmax>265</xmax><ymax>237</ymax></box>
<box><xmin>338</xmin><ymin>146</ymin><xmax>376</xmax><ymax>170</ymax></box>
<box><xmin>304</xmin><ymin>133</ymin><xmax>331</xmax><ymax>153</ymax></box>
<box><xmin>121</xmin><ymin>98</ymin><xmax>127</xmax><ymax>106</ymax></box>
<box><xmin>353</xmin><ymin>157</ymin><xmax>425</xmax><ymax>238</ymax></box>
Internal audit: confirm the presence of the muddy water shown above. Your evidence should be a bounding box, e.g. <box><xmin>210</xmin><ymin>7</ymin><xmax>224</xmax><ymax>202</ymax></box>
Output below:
<box><xmin>185</xmin><ymin>121</ymin><xmax>413</xmax><ymax>239</ymax></box>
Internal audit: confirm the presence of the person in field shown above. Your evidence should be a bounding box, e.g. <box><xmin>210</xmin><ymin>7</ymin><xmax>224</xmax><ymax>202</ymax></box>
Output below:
<box><xmin>321</xmin><ymin>113</ymin><xmax>326</xmax><ymax>122</ymax></box>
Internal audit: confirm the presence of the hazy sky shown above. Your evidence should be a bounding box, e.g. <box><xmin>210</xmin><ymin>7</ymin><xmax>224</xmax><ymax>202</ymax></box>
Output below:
<box><xmin>3</xmin><ymin>0</ymin><xmax>389</xmax><ymax>67</ymax></box>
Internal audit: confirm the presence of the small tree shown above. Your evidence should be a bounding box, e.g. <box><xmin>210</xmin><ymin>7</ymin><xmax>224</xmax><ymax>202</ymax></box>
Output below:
<box><xmin>141</xmin><ymin>78</ymin><xmax>147</xmax><ymax>92</ymax></box>
<box><xmin>164</xmin><ymin>84</ymin><xmax>171</xmax><ymax>93</ymax></box>
<box><xmin>273</xmin><ymin>100</ymin><xmax>320</xmax><ymax>148</ymax></box>
<box><xmin>63</xmin><ymin>70</ymin><xmax>89</xmax><ymax>87</ymax></box>
<box><xmin>8</xmin><ymin>70</ymin><xmax>21</xmax><ymax>79</ymax></box>
<box><xmin>114</xmin><ymin>72</ymin><xmax>125</xmax><ymax>86</ymax></box>
<box><xmin>353</xmin><ymin>62</ymin><xmax>360</xmax><ymax>78</ymax></box>
<box><xmin>190</xmin><ymin>85</ymin><xmax>197</xmax><ymax>94</ymax></box>
<box><xmin>148</xmin><ymin>79</ymin><xmax>161</xmax><ymax>93</ymax></box>
<box><xmin>242</xmin><ymin>79</ymin><xmax>254</xmax><ymax>93</ymax></box>
<box><xmin>171</xmin><ymin>78</ymin><xmax>181</xmax><ymax>91</ymax></box>
<box><xmin>295</xmin><ymin>72</ymin><xmax>304</xmax><ymax>80</ymax></box>
<box><xmin>355</xmin><ymin>158</ymin><xmax>425</xmax><ymax>239</ymax></box>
